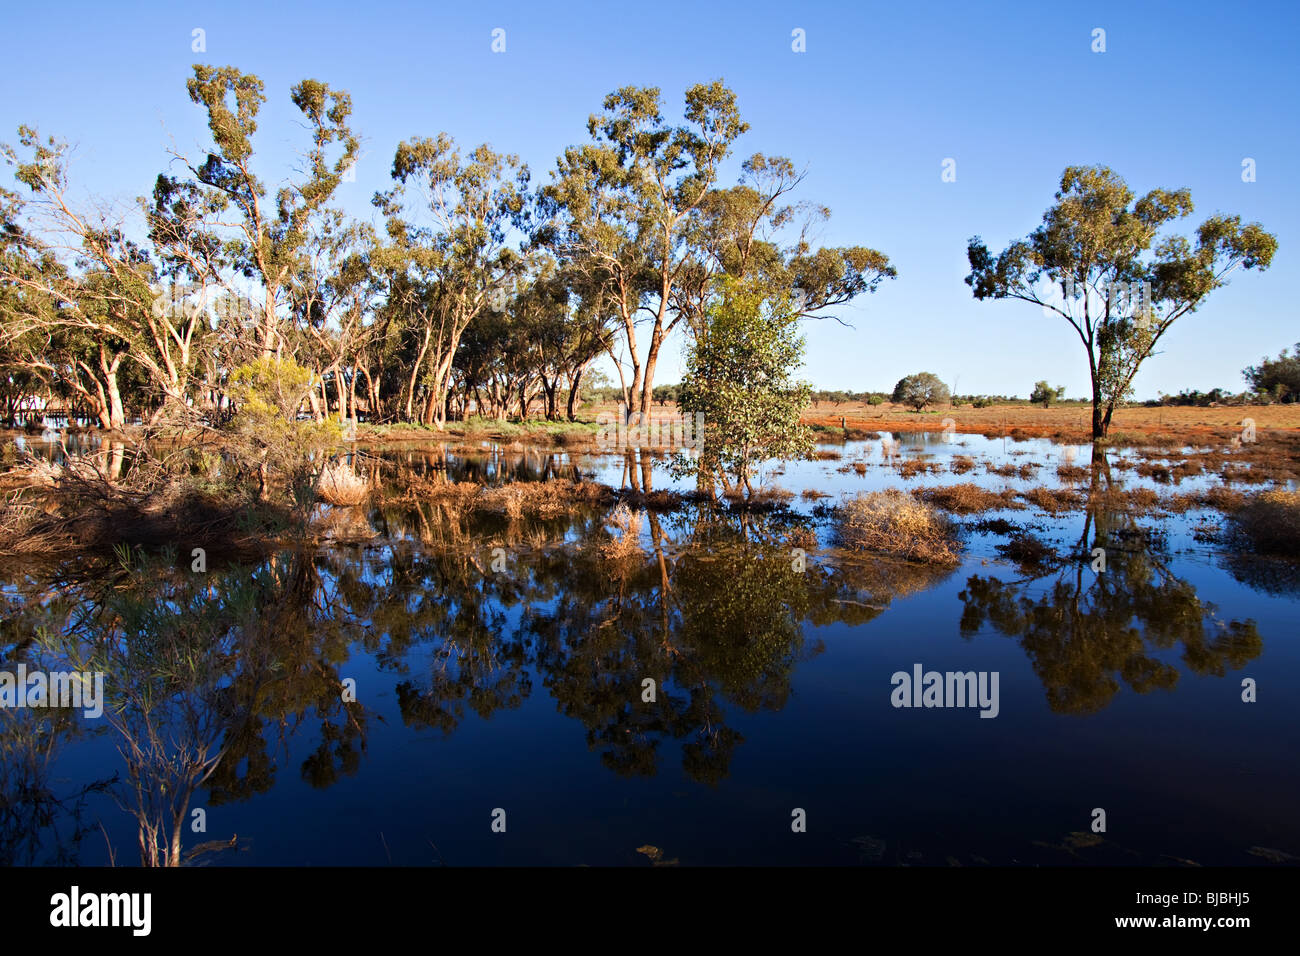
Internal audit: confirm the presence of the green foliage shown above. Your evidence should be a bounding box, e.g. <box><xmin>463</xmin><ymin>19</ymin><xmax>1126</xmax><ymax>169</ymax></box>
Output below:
<box><xmin>1030</xmin><ymin>380</ymin><xmax>1067</xmax><ymax>407</ymax></box>
<box><xmin>672</xmin><ymin>278</ymin><xmax>814</xmax><ymax>496</ymax></box>
<box><xmin>224</xmin><ymin>356</ymin><xmax>342</xmax><ymax>505</ymax></box>
<box><xmin>891</xmin><ymin>372</ymin><xmax>951</xmax><ymax>411</ymax></box>
<box><xmin>1243</xmin><ymin>343</ymin><xmax>1300</xmax><ymax>403</ymax></box>
<box><xmin>966</xmin><ymin>165</ymin><xmax>1277</xmax><ymax>438</ymax></box>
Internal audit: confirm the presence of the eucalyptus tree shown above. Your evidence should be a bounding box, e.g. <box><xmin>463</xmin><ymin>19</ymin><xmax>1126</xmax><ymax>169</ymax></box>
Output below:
<box><xmin>373</xmin><ymin>135</ymin><xmax>530</xmax><ymax>427</ymax></box>
<box><xmin>542</xmin><ymin>81</ymin><xmax>748</xmax><ymax>419</ymax></box>
<box><xmin>163</xmin><ymin>66</ymin><xmax>360</xmax><ymax>358</ymax></box>
<box><xmin>284</xmin><ymin>209</ymin><xmax>376</xmax><ymax>422</ymax></box>
<box><xmin>0</xmin><ymin>127</ymin><xmax>157</xmax><ymax>429</ymax></box>
<box><xmin>966</xmin><ymin>165</ymin><xmax>1277</xmax><ymax>439</ymax></box>
<box><xmin>678</xmin><ymin>153</ymin><xmax>896</xmax><ymax>334</ymax></box>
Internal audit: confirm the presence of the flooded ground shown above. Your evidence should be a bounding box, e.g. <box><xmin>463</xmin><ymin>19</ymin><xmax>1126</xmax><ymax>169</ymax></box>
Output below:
<box><xmin>2</xmin><ymin>431</ymin><xmax>1297</xmax><ymax>866</ymax></box>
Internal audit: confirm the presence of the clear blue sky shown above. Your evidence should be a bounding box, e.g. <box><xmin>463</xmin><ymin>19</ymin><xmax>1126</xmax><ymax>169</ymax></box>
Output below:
<box><xmin>3</xmin><ymin>0</ymin><xmax>1296</xmax><ymax>399</ymax></box>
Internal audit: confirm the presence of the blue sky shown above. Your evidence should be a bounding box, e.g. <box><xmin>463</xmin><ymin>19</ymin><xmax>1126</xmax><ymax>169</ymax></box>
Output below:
<box><xmin>3</xmin><ymin>0</ymin><xmax>1296</xmax><ymax>398</ymax></box>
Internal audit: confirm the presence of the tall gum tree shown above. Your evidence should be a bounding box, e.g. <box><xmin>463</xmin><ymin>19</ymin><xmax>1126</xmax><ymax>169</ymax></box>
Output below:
<box><xmin>0</xmin><ymin>128</ymin><xmax>157</xmax><ymax>429</ymax></box>
<box><xmin>966</xmin><ymin>165</ymin><xmax>1277</xmax><ymax>439</ymax></box>
<box><xmin>542</xmin><ymin>82</ymin><xmax>748</xmax><ymax>421</ymax></box>
<box><xmin>165</xmin><ymin>66</ymin><xmax>359</xmax><ymax>358</ymax></box>
<box><xmin>373</xmin><ymin>135</ymin><xmax>530</xmax><ymax>428</ymax></box>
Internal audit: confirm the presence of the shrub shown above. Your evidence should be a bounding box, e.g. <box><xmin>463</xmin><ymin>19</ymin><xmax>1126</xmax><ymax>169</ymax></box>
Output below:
<box><xmin>1243</xmin><ymin>344</ymin><xmax>1300</xmax><ymax>403</ymax></box>
<box><xmin>1030</xmin><ymin>381</ymin><xmax>1067</xmax><ymax>407</ymax></box>
<box><xmin>835</xmin><ymin>489</ymin><xmax>961</xmax><ymax>564</ymax></box>
<box><xmin>912</xmin><ymin>483</ymin><xmax>1023</xmax><ymax>514</ymax></box>
<box><xmin>317</xmin><ymin>461</ymin><xmax>369</xmax><ymax>506</ymax></box>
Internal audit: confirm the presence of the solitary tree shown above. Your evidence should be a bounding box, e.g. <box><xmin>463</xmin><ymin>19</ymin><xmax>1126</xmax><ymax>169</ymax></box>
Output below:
<box><xmin>966</xmin><ymin>166</ymin><xmax>1277</xmax><ymax>439</ymax></box>
<box><xmin>1030</xmin><ymin>380</ymin><xmax>1066</xmax><ymax>408</ymax></box>
<box><xmin>892</xmin><ymin>372</ymin><xmax>950</xmax><ymax>411</ymax></box>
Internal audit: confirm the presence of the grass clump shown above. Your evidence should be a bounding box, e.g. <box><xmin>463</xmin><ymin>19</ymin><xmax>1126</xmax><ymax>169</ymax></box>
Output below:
<box><xmin>912</xmin><ymin>483</ymin><xmax>1023</xmax><ymax>514</ymax></box>
<box><xmin>835</xmin><ymin>489</ymin><xmax>961</xmax><ymax>565</ymax></box>
<box><xmin>316</xmin><ymin>461</ymin><xmax>369</xmax><ymax>506</ymax></box>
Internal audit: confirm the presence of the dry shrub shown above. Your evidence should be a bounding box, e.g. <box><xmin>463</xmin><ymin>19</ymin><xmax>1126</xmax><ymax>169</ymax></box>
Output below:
<box><xmin>814</xmin><ymin>449</ymin><xmax>842</xmax><ymax>461</ymax></box>
<box><xmin>897</xmin><ymin>458</ymin><xmax>942</xmax><ymax>479</ymax></box>
<box><xmin>1136</xmin><ymin>461</ymin><xmax>1172</xmax><ymax>483</ymax></box>
<box><xmin>1056</xmin><ymin>464</ymin><xmax>1089</xmax><ymax>482</ymax></box>
<box><xmin>844</xmin><ymin>427</ymin><xmax>880</xmax><ymax>440</ymax></box>
<box><xmin>1164</xmin><ymin>486</ymin><xmax>1246</xmax><ymax>514</ymax></box>
<box><xmin>912</xmin><ymin>483</ymin><xmax>1022</xmax><ymax>515</ymax></box>
<box><xmin>950</xmin><ymin>455</ymin><xmax>976</xmax><ymax>475</ymax></box>
<box><xmin>853</xmin><ymin>462</ymin><xmax>868</xmax><ymax>475</ymax></box>
<box><xmin>1229</xmin><ymin>490</ymin><xmax>1300</xmax><ymax>556</ymax></box>
<box><xmin>317</xmin><ymin>461</ymin><xmax>369</xmax><ymax>506</ymax></box>
<box><xmin>801</xmin><ymin>488</ymin><xmax>830</xmax><ymax>500</ymax></box>
<box><xmin>986</xmin><ymin>462</ymin><xmax>1018</xmax><ymax>478</ymax></box>
<box><xmin>599</xmin><ymin>502</ymin><xmax>646</xmax><ymax>564</ymax></box>
<box><xmin>836</xmin><ymin>490</ymin><xmax>961</xmax><ymax>565</ymax></box>
<box><xmin>1019</xmin><ymin>486</ymin><xmax>1082</xmax><ymax>513</ymax></box>
<box><xmin>1086</xmin><ymin>486</ymin><xmax>1160</xmax><ymax>513</ymax></box>
<box><xmin>0</xmin><ymin>494</ymin><xmax>63</xmax><ymax>554</ymax></box>
<box><xmin>477</xmin><ymin>480</ymin><xmax>609</xmax><ymax>519</ymax></box>
<box><xmin>1204</xmin><ymin>485</ymin><xmax>1247</xmax><ymax>512</ymax></box>
<box><xmin>722</xmin><ymin>484</ymin><xmax>793</xmax><ymax>507</ymax></box>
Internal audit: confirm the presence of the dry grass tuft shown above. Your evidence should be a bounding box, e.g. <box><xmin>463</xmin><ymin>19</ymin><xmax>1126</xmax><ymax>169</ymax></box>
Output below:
<box><xmin>912</xmin><ymin>483</ymin><xmax>1023</xmax><ymax>515</ymax></box>
<box><xmin>836</xmin><ymin>490</ymin><xmax>961</xmax><ymax>565</ymax></box>
<box><xmin>1163</xmin><ymin>485</ymin><xmax>1247</xmax><ymax>514</ymax></box>
<box><xmin>786</xmin><ymin>526</ymin><xmax>819</xmax><ymax>551</ymax></box>
<box><xmin>1019</xmin><ymin>486</ymin><xmax>1083</xmax><ymax>513</ymax></box>
<box><xmin>317</xmin><ymin>461</ymin><xmax>369</xmax><ymax>506</ymax></box>
<box><xmin>950</xmin><ymin>455</ymin><xmax>976</xmax><ymax>475</ymax></box>
<box><xmin>897</xmin><ymin>458</ymin><xmax>943</xmax><ymax>479</ymax></box>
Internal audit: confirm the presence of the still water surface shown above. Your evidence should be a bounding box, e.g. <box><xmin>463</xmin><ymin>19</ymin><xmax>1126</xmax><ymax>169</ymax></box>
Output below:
<box><xmin>2</xmin><ymin>431</ymin><xmax>1296</xmax><ymax>866</ymax></box>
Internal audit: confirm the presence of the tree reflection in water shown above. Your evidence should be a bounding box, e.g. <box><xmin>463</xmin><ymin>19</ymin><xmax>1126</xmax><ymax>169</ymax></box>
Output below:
<box><xmin>958</xmin><ymin>460</ymin><xmax>1262</xmax><ymax>714</ymax></box>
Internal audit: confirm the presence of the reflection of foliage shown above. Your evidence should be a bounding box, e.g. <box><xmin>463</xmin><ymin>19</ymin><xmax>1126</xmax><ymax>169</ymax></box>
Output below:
<box><xmin>0</xmin><ymin>706</ymin><xmax>113</xmax><ymax>865</ymax></box>
<box><xmin>24</xmin><ymin>545</ymin><xmax>368</xmax><ymax>863</ymax></box>
<box><xmin>2</xmin><ymin>493</ymin><xmax>956</xmax><ymax>861</ymax></box>
<box><xmin>349</xmin><ymin>498</ymin><xmax>953</xmax><ymax>784</ymax></box>
<box><xmin>959</xmin><ymin>493</ymin><xmax>1262</xmax><ymax>714</ymax></box>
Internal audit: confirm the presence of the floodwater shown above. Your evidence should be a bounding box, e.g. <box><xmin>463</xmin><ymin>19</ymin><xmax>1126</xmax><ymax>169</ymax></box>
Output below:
<box><xmin>2</xmin><ymin>431</ymin><xmax>1297</xmax><ymax>866</ymax></box>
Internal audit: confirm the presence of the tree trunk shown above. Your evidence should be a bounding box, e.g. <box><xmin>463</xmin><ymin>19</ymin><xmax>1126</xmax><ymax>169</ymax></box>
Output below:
<box><xmin>566</xmin><ymin>368</ymin><xmax>584</xmax><ymax>422</ymax></box>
